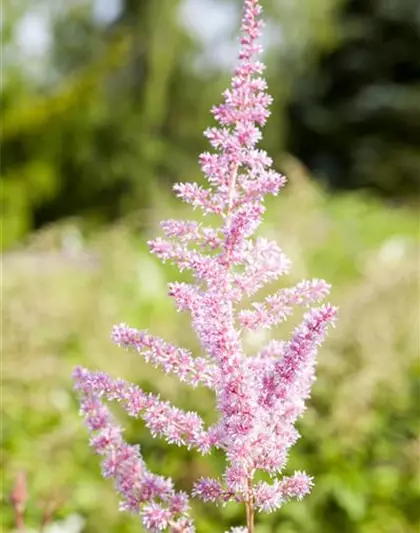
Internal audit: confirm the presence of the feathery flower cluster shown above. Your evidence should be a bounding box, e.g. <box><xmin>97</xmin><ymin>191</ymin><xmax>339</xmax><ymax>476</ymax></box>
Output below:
<box><xmin>73</xmin><ymin>1</ymin><xmax>337</xmax><ymax>531</ymax></box>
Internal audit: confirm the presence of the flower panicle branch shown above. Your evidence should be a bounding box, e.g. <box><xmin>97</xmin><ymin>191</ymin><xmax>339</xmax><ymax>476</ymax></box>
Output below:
<box><xmin>73</xmin><ymin>1</ymin><xmax>337</xmax><ymax>531</ymax></box>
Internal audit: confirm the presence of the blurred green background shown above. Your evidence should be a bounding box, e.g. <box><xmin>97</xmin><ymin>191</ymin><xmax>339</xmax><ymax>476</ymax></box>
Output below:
<box><xmin>1</xmin><ymin>0</ymin><xmax>419</xmax><ymax>532</ymax></box>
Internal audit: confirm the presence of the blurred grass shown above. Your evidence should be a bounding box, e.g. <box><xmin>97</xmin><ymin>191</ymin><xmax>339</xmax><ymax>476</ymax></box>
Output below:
<box><xmin>1</xmin><ymin>169</ymin><xmax>419</xmax><ymax>532</ymax></box>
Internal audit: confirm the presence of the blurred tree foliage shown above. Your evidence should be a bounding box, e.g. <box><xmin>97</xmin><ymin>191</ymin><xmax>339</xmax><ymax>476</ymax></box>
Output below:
<box><xmin>2</xmin><ymin>0</ymin><xmax>419</xmax><ymax>250</ymax></box>
<box><xmin>286</xmin><ymin>0</ymin><xmax>420</xmax><ymax>199</ymax></box>
<box><xmin>1</xmin><ymin>0</ymin><xmax>218</xmax><ymax>249</ymax></box>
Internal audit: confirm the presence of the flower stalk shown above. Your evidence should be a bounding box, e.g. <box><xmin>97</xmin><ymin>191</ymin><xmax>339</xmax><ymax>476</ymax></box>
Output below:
<box><xmin>73</xmin><ymin>1</ymin><xmax>337</xmax><ymax>531</ymax></box>
<box><xmin>245</xmin><ymin>475</ymin><xmax>255</xmax><ymax>533</ymax></box>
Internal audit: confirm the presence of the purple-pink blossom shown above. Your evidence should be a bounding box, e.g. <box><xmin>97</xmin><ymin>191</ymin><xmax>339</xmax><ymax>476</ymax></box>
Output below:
<box><xmin>73</xmin><ymin>1</ymin><xmax>337</xmax><ymax>531</ymax></box>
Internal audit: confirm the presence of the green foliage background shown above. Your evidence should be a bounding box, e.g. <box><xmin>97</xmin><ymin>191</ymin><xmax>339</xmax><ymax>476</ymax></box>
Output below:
<box><xmin>1</xmin><ymin>0</ymin><xmax>419</xmax><ymax>532</ymax></box>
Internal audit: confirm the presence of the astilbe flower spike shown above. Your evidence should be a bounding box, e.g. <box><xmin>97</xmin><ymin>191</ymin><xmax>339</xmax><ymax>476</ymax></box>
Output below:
<box><xmin>73</xmin><ymin>1</ymin><xmax>337</xmax><ymax>531</ymax></box>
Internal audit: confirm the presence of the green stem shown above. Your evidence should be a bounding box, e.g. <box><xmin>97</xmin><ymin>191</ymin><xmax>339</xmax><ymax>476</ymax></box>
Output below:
<box><xmin>245</xmin><ymin>476</ymin><xmax>255</xmax><ymax>533</ymax></box>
